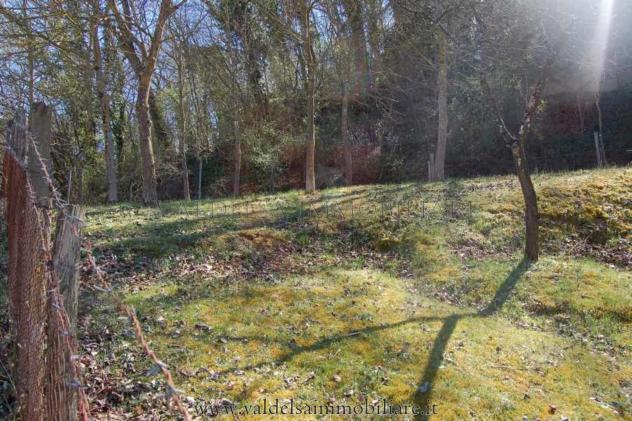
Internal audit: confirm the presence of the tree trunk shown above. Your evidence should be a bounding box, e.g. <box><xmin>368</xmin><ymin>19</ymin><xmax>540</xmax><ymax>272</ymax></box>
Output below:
<box><xmin>481</xmin><ymin>61</ymin><xmax>546</xmax><ymax>262</ymax></box>
<box><xmin>176</xmin><ymin>55</ymin><xmax>190</xmax><ymax>201</ymax></box>
<box><xmin>434</xmin><ymin>30</ymin><xmax>448</xmax><ymax>181</ymax></box>
<box><xmin>302</xmin><ymin>3</ymin><xmax>316</xmax><ymax>193</ymax></box>
<box><xmin>342</xmin><ymin>85</ymin><xmax>352</xmax><ymax>185</ymax></box>
<box><xmin>343</xmin><ymin>0</ymin><xmax>368</xmax><ymax>97</ymax></box>
<box><xmin>511</xmin><ymin>142</ymin><xmax>539</xmax><ymax>261</ymax></box>
<box><xmin>509</xmin><ymin>84</ymin><xmax>544</xmax><ymax>262</ymax></box>
<box><xmin>180</xmin><ymin>141</ymin><xmax>190</xmax><ymax>200</ymax></box>
<box><xmin>594</xmin><ymin>91</ymin><xmax>608</xmax><ymax>166</ymax></box>
<box><xmin>233</xmin><ymin>119</ymin><xmax>241</xmax><ymax>197</ymax></box>
<box><xmin>366</xmin><ymin>0</ymin><xmax>382</xmax><ymax>88</ymax></box>
<box><xmin>136</xmin><ymin>78</ymin><xmax>159</xmax><ymax>206</ymax></box>
<box><xmin>197</xmin><ymin>156</ymin><xmax>203</xmax><ymax>200</ymax></box>
<box><xmin>107</xmin><ymin>0</ymin><xmax>181</xmax><ymax>206</ymax></box>
<box><xmin>148</xmin><ymin>91</ymin><xmax>170</xmax><ymax>154</ymax></box>
<box><xmin>23</xmin><ymin>0</ymin><xmax>34</xmax><ymax>116</ymax></box>
<box><xmin>594</xmin><ymin>132</ymin><xmax>604</xmax><ymax>168</ymax></box>
<box><xmin>103</xmin><ymin>99</ymin><xmax>118</xmax><ymax>203</ymax></box>
<box><xmin>92</xmin><ymin>11</ymin><xmax>118</xmax><ymax>203</ymax></box>
<box><xmin>305</xmin><ymin>75</ymin><xmax>316</xmax><ymax>192</ymax></box>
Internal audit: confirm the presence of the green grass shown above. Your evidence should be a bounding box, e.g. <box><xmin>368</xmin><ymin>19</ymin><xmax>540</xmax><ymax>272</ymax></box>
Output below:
<box><xmin>83</xmin><ymin>167</ymin><xmax>632</xmax><ymax>419</ymax></box>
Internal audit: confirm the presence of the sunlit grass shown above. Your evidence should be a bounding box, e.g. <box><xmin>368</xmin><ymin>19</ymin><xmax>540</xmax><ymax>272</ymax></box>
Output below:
<box><xmin>118</xmin><ymin>267</ymin><xmax>629</xmax><ymax>419</ymax></box>
<box><xmin>84</xmin><ymin>167</ymin><xmax>631</xmax><ymax>419</ymax></box>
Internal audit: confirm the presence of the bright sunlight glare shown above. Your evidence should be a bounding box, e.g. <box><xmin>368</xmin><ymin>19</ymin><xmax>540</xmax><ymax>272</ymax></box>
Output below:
<box><xmin>588</xmin><ymin>0</ymin><xmax>615</xmax><ymax>90</ymax></box>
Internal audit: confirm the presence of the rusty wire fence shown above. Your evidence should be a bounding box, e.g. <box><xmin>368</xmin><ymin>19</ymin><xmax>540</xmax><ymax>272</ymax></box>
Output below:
<box><xmin>2</xmin><ymin>103</ymin><xmax>191</xmax><ymax>420</ymax></box>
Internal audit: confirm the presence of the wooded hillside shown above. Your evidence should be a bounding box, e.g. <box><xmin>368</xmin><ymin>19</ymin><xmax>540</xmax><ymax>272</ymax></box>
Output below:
<box><xmin>1</xmin><ymin>0</ymin><xmax>631</xmax><ymax>203</ymax></box>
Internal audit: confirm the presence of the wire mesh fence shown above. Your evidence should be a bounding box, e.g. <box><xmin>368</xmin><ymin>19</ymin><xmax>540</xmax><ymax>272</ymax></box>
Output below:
<box><xmin>3</xmin><ymin>103</ymin><xmax>191</xmax><ymax>420</ymax></box>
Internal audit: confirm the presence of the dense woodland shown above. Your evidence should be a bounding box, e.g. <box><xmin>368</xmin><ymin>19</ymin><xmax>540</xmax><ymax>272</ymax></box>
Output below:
<box><xmin>1</xmin><ymin>0</ymin><xmax>631</xmax><ymax>205</ymax></box>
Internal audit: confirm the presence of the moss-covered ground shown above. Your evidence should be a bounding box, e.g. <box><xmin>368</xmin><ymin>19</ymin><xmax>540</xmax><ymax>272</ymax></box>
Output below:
<box><xmin>82</xmin><ymin>167</ymin><xmax>631</xmax><ymax>420</ymax></box>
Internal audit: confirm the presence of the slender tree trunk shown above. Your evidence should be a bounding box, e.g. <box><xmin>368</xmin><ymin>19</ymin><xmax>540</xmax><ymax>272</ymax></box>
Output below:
<box><xmin>305</xmin><ymin>75</ymin><xmax>316</xmax><ymax>192</ymax></box>
<box><xmin>343</xmin><ymin>0</ymin><xmax>368</xmax><ymax>97</ymax></box>
<box><xmin>480</xmin><ymin>56</ymin><xmax>547</xmax><ymax>262</ymax></box>
<box><xmin>508</xmin><ymin>84</ymin><xmax>544</xmax><ymax>262</ymax></box>
<box><xmin>366</xmin><ymin>0</ymin><xmax>382</xmax><ymax>88</ymax></box>
<box><xmin>28</xmin><ymin>60</ymin><xmax>34</xmax><ymax>99</ymax></box>
<box><xmin>136</xmin><ymin>77</ymin><xmax>158</xmax><ymax>206</ymax></box>
<box><xmin>511</xmin><ymin>141</ymin><xmax>539</xmax><ymax>261</ymax></box>
<box><xmin>434</xmin><ymin>30</ymin><xmax>448</xmax><ymax>181</ymax></box>
<box><xmin>92</xmin><ymin>11</ymin><xmax>118</xmax><ymax>203</ymax></box>
<box><xmin>180</xmin><ymin>138</ymin><xmax>190</xmax><ymax>200</ymax></box>
<box><xmin>594</xmin><ymin>91</ymin><xmax>608</xmax><ymax>166</ymax></box>
<box><xmin>594</xmin><ymin>132</ymin><xmax>604</xmax><ymax>168</ymax></box>
<box><xmin>176</xmin><ymin>56</ymin><xmax>190</xmax><ymax>201</ymax></box>
<box><xmin>22</xmin><ymin>0</ymin><xmax>34</xmax><ymax>113</ymax></box>
<box><xmin>102</xmin><ymin>98</ymin><xmax>118</xmax><ymax>203</ymax></box>
<box><xmin>302</xmin><ymin>3</ymin><xmax>316</xmax><ymax>193</ymax></box>
<box><xmin>233</xmin><ymin>118</ymin><xmax>241</xmax><ymax>197</ymax></box>
<box><xmin>104</xmin><ymin>50</ymin><xmax>118</xmax><ymax>202</ymax></box>
<box><xmin>327</xmin><ymin>1</ymin><xmax>354</xmax><ymax>186</ymax></box>
<box><xmin>197</xmin><ymin>155</ymin><xmax>203</xmax><ymax>200</ymax></box>
<box><xmin>342</xmin><ymin>0</ymin><xmax>376</xmax><ymax>163</ymax></box>
<box><xmin>342</xmin><ymin>85</ymin><xmax>352</xmax><ymax>185</ymax></box>
<box><xmin>27</xmin><ymin>38</ymin><xmax>34</xmax><ymax>112</ymax></box>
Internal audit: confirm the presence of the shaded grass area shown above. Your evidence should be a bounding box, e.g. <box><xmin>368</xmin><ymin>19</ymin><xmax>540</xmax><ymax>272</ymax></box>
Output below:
<box><xmin>82</xmin><ymin>167</ymin><xmax>632</xmax><ymax>419</ymax></box>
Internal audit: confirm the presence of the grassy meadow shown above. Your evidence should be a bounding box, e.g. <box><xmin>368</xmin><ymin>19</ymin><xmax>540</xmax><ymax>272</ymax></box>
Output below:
<box><xmin>81</xmin><ymin>167</ymin><xmax>631</xmax><ymax>420</ymax></box>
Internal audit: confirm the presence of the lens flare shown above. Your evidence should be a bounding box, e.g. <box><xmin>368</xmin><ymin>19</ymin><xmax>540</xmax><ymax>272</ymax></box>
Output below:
<box><xmin>588</xmin><ymin>0</ymin><xmax>615</xmax><ymax>91</ymax></box>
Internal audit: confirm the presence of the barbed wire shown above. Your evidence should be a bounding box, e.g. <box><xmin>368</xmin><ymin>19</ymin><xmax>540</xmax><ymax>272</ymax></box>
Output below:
<box><xmin>33</xmin><ymin>135</ymin><xmax>192</xmax><ymax>421</ymax></box>
<box><xmin>86</xmin><ymin>250</ymin><xmax>192</xmax><ymax>421</ymax></box>
<box><xmin>4</xmin><ymin>115</ymin><xmax>91</xmax><ymax>420</ymax></box>
<box><xmin>4</xmin><ymin>112</ymin><xmax>192</xmax><ymax>421</ymax></box>
<box><xmin>27</xmin><ymin>181</ymin><xmax>92</xmax><ymax>421</ymax></box>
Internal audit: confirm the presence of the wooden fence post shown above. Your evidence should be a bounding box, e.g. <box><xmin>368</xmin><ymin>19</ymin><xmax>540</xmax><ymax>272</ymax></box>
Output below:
<box><xmin>28</xmin><ymin>103</ymin><xmax>52</xmax><ymax>205</ymax></box>
<box><xmin>47</xmin><ymin>205</ymin><xmax>85</xmax><ymax>421</ymax></box>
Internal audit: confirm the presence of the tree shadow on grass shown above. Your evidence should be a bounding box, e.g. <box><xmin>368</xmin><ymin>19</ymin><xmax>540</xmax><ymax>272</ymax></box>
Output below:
<box><xmin>213</xmin><ymin>314</ymin><xmax>452</xmax><ymax>377</ymax></box>
<box><xmin>413</xmin><ymin>259</ymin><xmax>530</xmax><ymax>420</ymax></box>
<box><xmin>156</xmin><ymin>260</ymin><xmax>527</xmax><ymax>408</ymax></box>
<box><xmin>184</xmin><ymin>256</ymin><xmax>525</xmax><ymax>380</ymax></box>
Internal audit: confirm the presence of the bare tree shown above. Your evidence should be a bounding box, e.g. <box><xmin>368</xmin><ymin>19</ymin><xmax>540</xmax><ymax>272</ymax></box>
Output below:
<box><xmin>107</xmin><ymin>0</ymin><xmax>186</xmax><ymax>206</ymax></box>
<box><xmin>493</xmin><ymin>82</ymin><xmax>544</xmax><ymax>261</ymax></box>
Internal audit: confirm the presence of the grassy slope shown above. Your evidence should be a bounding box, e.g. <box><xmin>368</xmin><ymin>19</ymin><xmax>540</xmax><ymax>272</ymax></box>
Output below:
<box><xmin>84</xmin><ymin>167</ymin><xmax>631</xmax><ymax>420</ymax></box>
